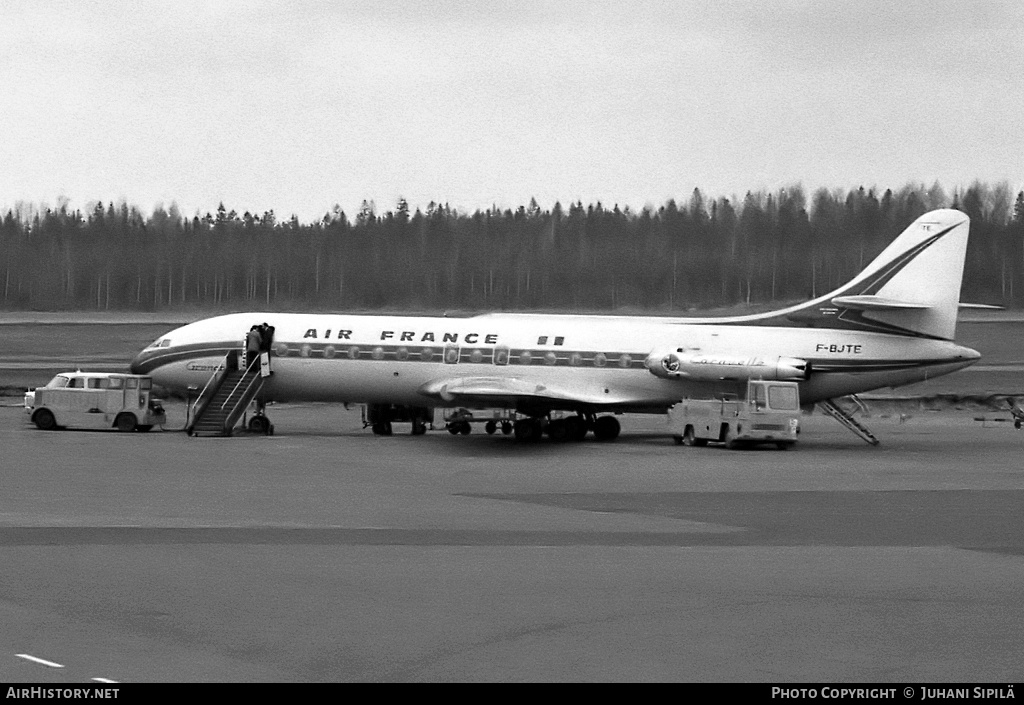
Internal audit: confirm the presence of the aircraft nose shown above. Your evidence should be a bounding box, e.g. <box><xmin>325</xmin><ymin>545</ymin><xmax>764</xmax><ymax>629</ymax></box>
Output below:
<box><xmin>129</xmin><ymin>352</ymin><xmax>144</xmax><ymax>375</ymax></box>
<box><xmin>129</xmin><ymin>348</ymin><xmax>155</xmax><ymax>375</ymax></box>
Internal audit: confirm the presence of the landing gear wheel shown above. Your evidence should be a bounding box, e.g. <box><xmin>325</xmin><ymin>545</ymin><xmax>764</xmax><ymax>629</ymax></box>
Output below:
<box><xmin>248</xmin><ymin>416</ymin><xmax>271</xmax><ymax>434</ymax></box>
<box><xmin>592</xmin><ymin>416</ymin><xmax>620</xmax><ymax>442</ymax></box>
<box><xmin>514</xmin><ymin>418</ymin><xmax>543</xmax><ymax>442</ymax></box>
<box><xmin>33</xmin><ymin>409</ymin><xmax>57</xmax><ymax>431</ymax></box>
<box><xmin>458</xmin><ymin>421</ymin><xmax>471</xmax><ymax>435</ymax></box>
<box><xmin>485</xmin><ymin>420</ymin><xmax>497</xmax><ymax>435</ymax></box>
<box><xmin>565</xmin><ymin>415</ymin><xmax>587</xmax><ymax>441</ymax></box>
<box><xmin>115</xmin><ymin>413</ymin><xmax>137</xmax><ymax>433</ymax></box>
<box><xmin>546</xmin><ymin>419</ymin><xmax>568</xmax><ymax>442</ymax></box>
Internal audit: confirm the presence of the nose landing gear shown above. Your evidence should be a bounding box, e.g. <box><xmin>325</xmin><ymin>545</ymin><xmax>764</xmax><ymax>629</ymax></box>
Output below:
<box><xmin>247</xmin><ymin>400</ymin><xmax>274</xmax><ymax>435</ymax></box>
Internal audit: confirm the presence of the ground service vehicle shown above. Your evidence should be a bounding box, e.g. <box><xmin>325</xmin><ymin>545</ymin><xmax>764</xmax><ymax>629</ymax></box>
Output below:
<box><xmin>441</xmin><ymin>407</ymin><xmax>516</xmax><ymax>436</ymax></box>
<box><xmin>668</xmin><ymin>380</ymin><xmax>800</xmax><ymax>449</ymax></box>
<box><xmin>1008</xmin><ymin>398</ymin><xmax>1024</xmax><ymax>430</ymax></box>
<box><xmin>26</xmin><ymin>372</ymin><xmax>166</xmax><ymax>432</ymax></box>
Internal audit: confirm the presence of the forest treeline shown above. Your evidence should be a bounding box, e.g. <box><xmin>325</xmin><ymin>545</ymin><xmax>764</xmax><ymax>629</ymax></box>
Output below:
<box><xmin>2</xmin><ymin>181</ymin><xmax>1023</xmax><ymax>312</ymax></box>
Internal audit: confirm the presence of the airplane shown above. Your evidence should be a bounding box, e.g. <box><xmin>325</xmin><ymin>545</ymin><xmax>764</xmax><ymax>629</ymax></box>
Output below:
<box><xmin>130</xmin><ymin>208</ymin><xmax>980</xmax><ymax>442</ymax></box>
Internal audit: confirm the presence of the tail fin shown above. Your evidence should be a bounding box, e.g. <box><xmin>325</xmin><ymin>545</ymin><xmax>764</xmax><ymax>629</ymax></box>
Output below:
<box><xmin>819</xmin><ymin>208</ymin><xmax>970</xmax><ymax>340</ymax></box>
<box><xmin>704</xmin><ymin>209</ymin><xmax>971</xmax><ymax>340</ymax></box>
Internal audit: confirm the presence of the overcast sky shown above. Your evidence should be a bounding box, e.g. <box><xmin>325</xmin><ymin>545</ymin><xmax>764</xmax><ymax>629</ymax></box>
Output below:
<box><xmin>2</xmin><ymin>0</ymin><xmax>1022</xmax><ymax>222</ymax></box>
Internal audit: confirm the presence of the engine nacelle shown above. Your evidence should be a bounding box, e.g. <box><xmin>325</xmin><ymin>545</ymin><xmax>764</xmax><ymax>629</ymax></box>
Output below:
<box><xmin>646</xmin><ymin>350</ymin><xmax>810</xmax><ymax>381</ymax></box>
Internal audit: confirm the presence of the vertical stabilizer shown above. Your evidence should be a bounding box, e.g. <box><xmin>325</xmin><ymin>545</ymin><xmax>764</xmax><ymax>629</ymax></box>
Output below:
<box><xmin>835</xmin><ymin>209</ymin><xmax>970</xmax><ymax>340</ymax></box>
<box><xmin>733</xmin><ymin>209</ymin><xmax>974</xmax><ymax>340</ymax></box>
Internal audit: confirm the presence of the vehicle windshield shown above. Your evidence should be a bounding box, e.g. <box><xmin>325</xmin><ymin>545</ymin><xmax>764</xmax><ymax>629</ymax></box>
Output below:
<box><xmin>768</xmin><ymin>385</ymin><xmax>799</xmax><ymax>410</ymax></box>
<box><xmin>45</xmin><ymin>375</ymin><xmax>71</xmax><ymax>388</ymax></box>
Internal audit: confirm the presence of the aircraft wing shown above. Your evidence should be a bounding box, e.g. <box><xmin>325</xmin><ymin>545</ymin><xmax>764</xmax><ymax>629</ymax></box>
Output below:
<box><xmin>417</xmin><ymin>375</ymin><xmax>645</xmax><ymax>408</ymax></box>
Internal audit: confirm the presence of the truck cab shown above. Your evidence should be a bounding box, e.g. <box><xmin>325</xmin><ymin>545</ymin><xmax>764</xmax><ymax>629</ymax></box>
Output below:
<box><xmin>26</xmin><ymin>372</ymin><xmax>166</xmax><ymax>432</ymax></box>
<box><xmin>668</xmin><ymin>380</ymin><xmax>801</xmax><ymax>449</ymax></box>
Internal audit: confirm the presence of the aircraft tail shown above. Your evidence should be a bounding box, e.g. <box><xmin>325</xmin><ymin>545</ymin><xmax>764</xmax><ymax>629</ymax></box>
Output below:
<box><xmin>736</xmin><ymin>209</ymin><xmax>971</xmax><ymax>341</ymax></box>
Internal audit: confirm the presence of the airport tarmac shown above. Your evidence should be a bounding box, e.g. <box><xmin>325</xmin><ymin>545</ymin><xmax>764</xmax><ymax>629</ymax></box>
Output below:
<box><xmin>2</xmin><ymin>403</ymin><xmax>1023</xmax><ymax>682</ymax></box>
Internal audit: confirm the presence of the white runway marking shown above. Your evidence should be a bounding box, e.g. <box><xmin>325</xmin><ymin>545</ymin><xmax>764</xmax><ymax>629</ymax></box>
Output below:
<box><xmin>16</xmin><ymin>653</ymin><xmax>64</xmax><ymax>668</ymax></box>
<box><xmin>91</xmin><ymin>678</ymin><xmax>118</xmax><ymax>683</ymax></box>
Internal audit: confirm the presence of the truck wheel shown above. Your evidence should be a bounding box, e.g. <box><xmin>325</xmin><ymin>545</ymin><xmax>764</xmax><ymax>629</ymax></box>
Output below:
<box><xmin>116</xmin><ymin>413</ymin><xmax>138</xmax><ymax>432</ymax></box>
<box><xmin>485</xmin><ymin>420</ymin><xmax>497</xmax><ymax>435</ymax></box>
<box><xmin>682</xmin><ymin>426</ymin><xmax>697</xmax><ymax>446</ymax></box>
<box><xmin>34</xmin><ymin>409</ymin><xmax>57</xmax><ymax>431</ymax></box>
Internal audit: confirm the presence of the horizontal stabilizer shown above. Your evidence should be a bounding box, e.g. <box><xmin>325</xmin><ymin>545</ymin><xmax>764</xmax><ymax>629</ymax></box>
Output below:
<box><xmin>830</xmin><ymin>295</ymin><xmax>930</xmax><ymax>310</ymax></box>
<box><xmin>958</xmin><ymin>302</ymin><xmax>1005</xmax><ymax>310</ymax></box>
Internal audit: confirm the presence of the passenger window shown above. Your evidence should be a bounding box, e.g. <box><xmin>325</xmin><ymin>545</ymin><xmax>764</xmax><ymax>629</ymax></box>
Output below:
<box><xmin>69</xmin><ymin>378</ymin><xmax>84</xmax><ymax>388</ymax></box>
<box><xmin>108</xmin><ymin>378</ymin><xmax>124</xmax><ymax>389</ymax></box>
<box><xmin>141</xmin><ymin>379</ymin><xmax>152</xmax><ymax>390</ymax></box>
<box><xmin>126</xmin><ymin>378</ymin><xmax>139</xmax><ymax>389</ymax></box>
<box><xmin>86</xmin><ymin>378</ymin><xmax>101</xmax><ymax>389</ymax></box>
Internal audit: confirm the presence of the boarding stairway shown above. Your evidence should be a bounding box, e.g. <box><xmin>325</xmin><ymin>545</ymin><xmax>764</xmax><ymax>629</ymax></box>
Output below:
<box><xmin>818</xmin><ymin>397</ymin><xmax>880</xmax><ymax>446</ymax></box>
<box><xmin>186</xmin><ymin>354</ymin><xmax>265</xmax><ymax>437</ymax></box>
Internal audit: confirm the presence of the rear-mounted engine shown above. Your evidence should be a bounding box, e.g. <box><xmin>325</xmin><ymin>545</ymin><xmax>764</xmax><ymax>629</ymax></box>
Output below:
<box><xmin>646</xmin><ymin>351</ymin><xmax>810</xmax><ymax>381</ymax></box>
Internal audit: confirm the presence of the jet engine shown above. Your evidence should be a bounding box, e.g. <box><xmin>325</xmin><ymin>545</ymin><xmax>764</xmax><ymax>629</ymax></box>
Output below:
<box><xmin>646</xmin><ymin>350</ymin><xmax>810</xmax><ymax>381</ymax></box>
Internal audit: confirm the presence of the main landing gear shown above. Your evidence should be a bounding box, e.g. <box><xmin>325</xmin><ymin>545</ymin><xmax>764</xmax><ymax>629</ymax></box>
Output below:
<box><xmin>511</xmin><ymin>413</ymin><xmax>620</xmax><ymax>443</ymax></box>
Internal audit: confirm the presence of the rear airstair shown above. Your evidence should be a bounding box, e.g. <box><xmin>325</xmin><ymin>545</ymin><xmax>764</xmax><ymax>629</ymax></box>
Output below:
<box><xmin>818</xmin><ymin>397</ymin><xmax>880</xmax><ymax>446</ymax></box>
<box><xmin>186</xmin><ymin>353</ymin><xmax>265</xmax><ymax>437</ymax></box>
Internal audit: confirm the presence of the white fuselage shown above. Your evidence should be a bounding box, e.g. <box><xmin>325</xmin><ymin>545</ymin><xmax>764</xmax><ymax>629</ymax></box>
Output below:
<box><xmin>131</xmin><ymin>311</ymin><xmax>980</xmax><ymax>412</ymax></box>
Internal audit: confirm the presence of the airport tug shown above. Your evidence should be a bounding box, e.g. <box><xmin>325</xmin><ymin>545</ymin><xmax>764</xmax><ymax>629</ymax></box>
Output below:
<box><xmin>668</xmin><ymin>379</ymin><xmax>801</xmax><ymax>450</ymax></box>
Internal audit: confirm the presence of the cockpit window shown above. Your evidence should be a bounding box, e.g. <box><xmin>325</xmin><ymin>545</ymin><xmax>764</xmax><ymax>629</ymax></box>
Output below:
<box><xmin>146</xmin><ymin>338</ymin><xmax>172</xmax><ymax>349</ymax></box>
